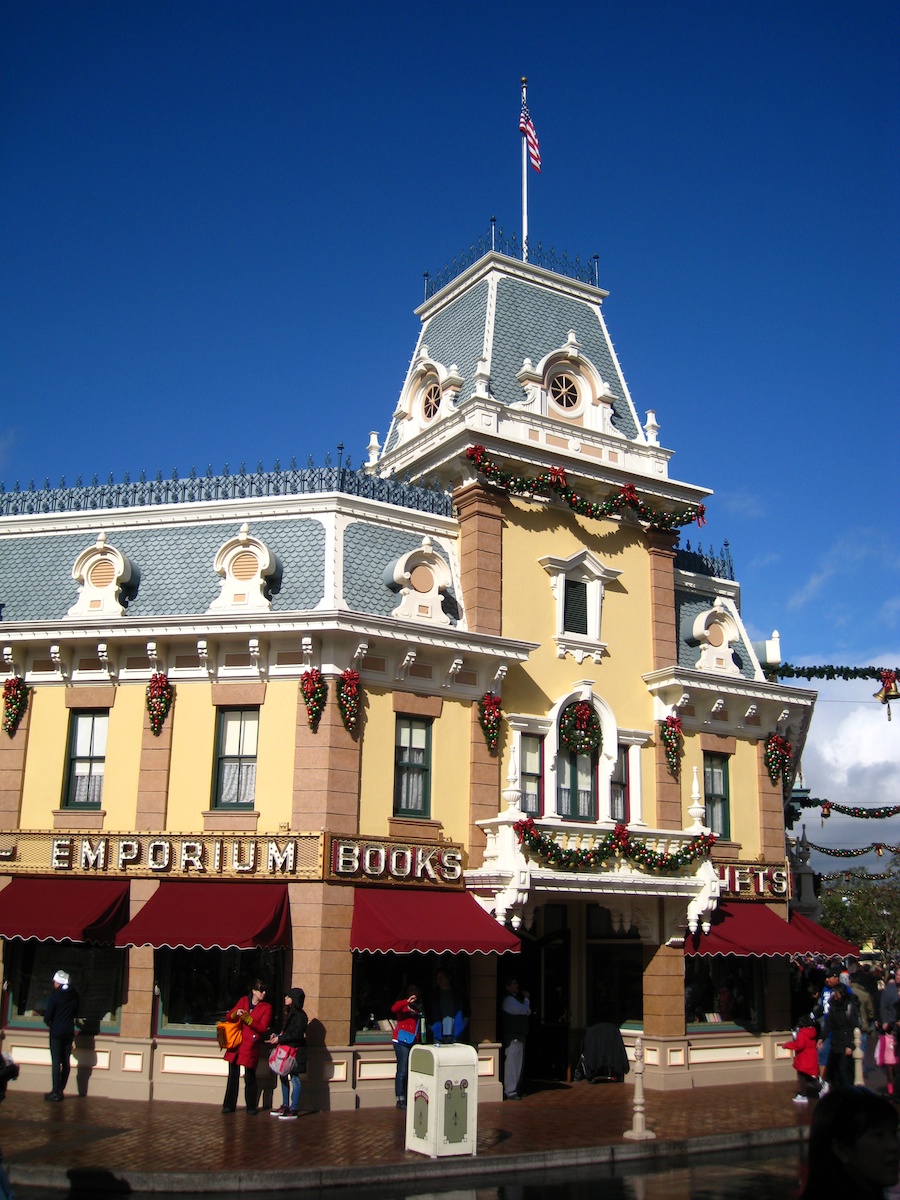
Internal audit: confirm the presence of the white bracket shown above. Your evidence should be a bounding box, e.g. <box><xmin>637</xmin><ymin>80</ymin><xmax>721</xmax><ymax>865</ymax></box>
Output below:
<box><xmin>97</xmin><ymin>643</ymin><xmax>116</xmax><ymax>680</ymax></box>
<box><xmin>444</xmin><ymin>657</ymin><xmax>463</xmax><ymax>689</ymax></box>
<box><xmin>197</xmin><ymin>640</ymin><xmax>214</xmax><ymax>677</ymax></box>
<box><xmin>397</xmin><ymin>650</ymin><xmax>416</xmax><ymax>681</ymax></box>
<box><xmin>352</xmin><ymin>642</ymin><xmax>368</xmax><ymax>665</ymax></box>
<box><xmin>50</xmin><ymin>645</ymin><xmax>68</xmax><ymax>680</ymax></box>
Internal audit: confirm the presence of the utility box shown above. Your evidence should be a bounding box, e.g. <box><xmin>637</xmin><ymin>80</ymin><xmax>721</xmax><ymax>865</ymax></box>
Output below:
<box><xmin>404</xmin><ymin>1043</ymin><xmax>478</xmax><ymax>1158</ymax></box>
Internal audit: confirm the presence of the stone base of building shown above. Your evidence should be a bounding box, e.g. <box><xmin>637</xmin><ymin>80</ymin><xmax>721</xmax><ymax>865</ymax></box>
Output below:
<box><xmin>623</xmin><ymin>1030</ymin><xmax>795</xmax><ymax>1090</ymax></box>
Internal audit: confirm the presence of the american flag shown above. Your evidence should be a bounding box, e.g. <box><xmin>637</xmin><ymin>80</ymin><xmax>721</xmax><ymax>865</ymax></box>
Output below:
<box><xmin>519</xmin><ymin>101</ymin><xmax>541</xmax><ymax>172</ymax></box>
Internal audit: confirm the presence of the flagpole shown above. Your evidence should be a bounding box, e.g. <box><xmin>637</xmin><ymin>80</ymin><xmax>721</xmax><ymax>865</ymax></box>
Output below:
<box><xmin>521</xmin><ymin>77</ymin><xmax>528</xmax><ymax>262</ymax></box>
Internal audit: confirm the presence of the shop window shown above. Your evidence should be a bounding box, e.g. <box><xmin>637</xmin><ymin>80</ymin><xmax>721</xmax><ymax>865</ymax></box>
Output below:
<box><xmin>684</xmin><ymin>957</ymin><xmax>761</xmax><ymax>1030</ymax></box>
<box><xmin>4</xmin><ymin>939</ymin><xmax>124</xmax><ymax>1034</ymax></box>
<box><xmin>703</xmin><ymin>752</ymin><xmax>730</xmax><ymax>838</ymax></box>
<box><xmin>557</xmin><ymin>750</ymin><xmax>597</xmax><ymax>820</ymax></box>
<box><xmin>393</xmin><ymin>716</ymin><xmax>432</xmax><ymax>818</ymax></box>
<box><xmin>520</xmin><ymin>734</ymin><xmax>544</xmax><ymax>816</ymax></box>
<box><xmin>154</xmin><ymin>946</ymin><xmax>283</xmax><ymax>1037</ymax></box>
<box><xmin>64</xmin><ymin>710</ymin><xmax>109</xmax><ymax>808</ymax></box>
<box><xmin>351</xmin><ymin>951</ymin><xmax>469</xmax><ymax>1045</ymax></box>
<box><xmin>214</xmin><ymin>708</ymin><xmax>259</xmax><ymax>808</ymax></box>
<box><xmin>610</xmin><ymin>745</ymin><xmax>629</xmax><ymax>823</ymax></box>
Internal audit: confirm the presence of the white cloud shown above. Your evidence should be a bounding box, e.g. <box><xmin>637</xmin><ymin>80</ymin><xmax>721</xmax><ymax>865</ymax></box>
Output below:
<box><xmin>788</xmin><ymin>567</ymin><xmax>835</xmax><ymax>611</ymax></box>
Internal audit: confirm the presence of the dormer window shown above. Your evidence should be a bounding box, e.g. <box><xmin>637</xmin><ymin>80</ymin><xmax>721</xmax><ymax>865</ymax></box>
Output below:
<box><xmin>208</xmin><ymin>523</ymin><xmax>276</xmax><ymax>614</ymax></box>
<box><xmin>549</xmin><ymin>372</ymin><xmax>579</xmax><ymax>411</ymax></box>
<box><xmin>388</xmin><ymin>536</ymin><xmax>453</xmax><ymax>626</ymax></box>
<box><xmin>691</xmin><ymin>598</ymin><xmax>743</xmax><ymax>676</ymax></box>
<box><xmin>67</xmin><ymin>532</ymin><xmax>133</xmax><ymax>618</ymax></box>
<box><xmin>422</xmin><ymin>382</ymin><xmax>442</xmax><ymax>421</ymax></box>
<box><xmin>540</xmin><ymin>550</ymin><xmax>621</xmax><ymax>665</ymax></box>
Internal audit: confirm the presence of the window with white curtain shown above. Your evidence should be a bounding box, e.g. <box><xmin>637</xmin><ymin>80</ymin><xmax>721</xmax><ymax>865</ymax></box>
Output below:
<box><xmin>65</xmin><ymin>710</ymin><xmax>109</xmax><ymax>808</ymax></box>
<box><xmin>393</xmin><ymin>716</ymin><xmax>432</xmax><ymax>817</ymax></box>
<box><xmin>214</xmin><ymin>708</ymin><xmax>259</xmax><ymax>808</ymax></box>
<box><xmin>557</xmin><ymin>750</ymin><xmax>597</xmax><ymax>820</ymax></box>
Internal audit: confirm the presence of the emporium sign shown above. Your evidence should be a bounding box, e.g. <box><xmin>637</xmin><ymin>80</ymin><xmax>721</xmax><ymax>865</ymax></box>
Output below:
<box><xmin>716</xmin><ymin>861</ymin><xmax>790</xmax><ymax>899</ymax></box>
<box><xmin>325</xmin><ymin>834</ymin><xmax>465</xmax><ymax>888</ymax></box>
<box><xmin>0</xmin><ymin>830</ymin><xmax>322</xmax><ymax>880</ymax></box>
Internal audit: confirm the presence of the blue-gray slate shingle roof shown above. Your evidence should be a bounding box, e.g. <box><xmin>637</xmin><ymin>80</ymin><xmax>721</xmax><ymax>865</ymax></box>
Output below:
<box><xmin>343</xmin><ymin>522</ymin><xmax>459</xmax><ymax>624</ymax></box>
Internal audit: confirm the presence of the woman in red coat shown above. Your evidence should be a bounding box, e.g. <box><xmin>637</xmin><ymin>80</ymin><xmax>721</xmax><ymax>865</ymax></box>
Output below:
<box><xmin>783</xmin><ymin>1014</ymin><xmax>820</xmax><ymax>1104</ymax></box>
<box><xmin>222</xmin><ymin>979</ymin><xmax>272</xmax><ymax>1114</ymax></box>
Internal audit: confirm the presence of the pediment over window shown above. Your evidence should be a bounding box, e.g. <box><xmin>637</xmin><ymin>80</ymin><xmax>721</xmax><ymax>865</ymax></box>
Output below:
<box><xmin>68</xmin><ymin>532</ymin><xmax>133</xmax><ymax>618</ymax></box>
<box><xmin>388</xmin><ymin>536</ymin><xmax>453</xmax><ymax>626</ymax></box>
<box><xmin>539</xmin><ymin>550</ymin><xmax>621</xmax><ymax>665</ymax></box>
<box><xmin>208</xmin><ymin>523</ymin><xmax>276</xmax><ymax>613</ymax></box>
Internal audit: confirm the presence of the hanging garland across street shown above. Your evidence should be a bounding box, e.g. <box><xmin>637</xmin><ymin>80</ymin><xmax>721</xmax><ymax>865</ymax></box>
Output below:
<box><xmin>821</xmin><ymin>869</ymin><xmax>896</xmax><ymax>883</ymax></box>
<box><xmin>764</xmin><ymin>733</ymin><xmax>793</xmax><ymax>787</ymax></box>
<box><xmin>2</xmin><ymin>676</ymin><xmax>29</xmax><ymax>738</ymax></box>
<box><xmin>775</xmin><ymin>664</ymin><xmax>900</xmax><ymax>682</ymax></box>
<box><xmin>806</xmin><ymin>841</ymin><xmax>900</xmax><ymax>858</ymax></box>
<box><xmin>145</xmin><ymin>673</ymin><xmax>174</xmax><ymax>736</ymax></box>
<box><xmin>478</xmin><ymin>693</ymin><xmax>502</xmax><ymax>752</ymax></box>
<box><xmin>660</xmin><ymin>714</ymin><xmax>682</xmax><ymax>778</ymax></box>
<box><xmin>338</xmin><ymin>669</ymin><xmax>361</xmax><ymax>733</ymax></box>
<box><xmin>300</xmin><ymin>668</ymin><xmax>328</xmax><ymax>732</ymax></box>
<box><xmin>559</xmin><ymin>701</ymin><xmax>602</xmax><ymax>755</ymax></box>
<box><xmin>465</xmin><ymin>445</ymin><xmax>707</xmax><ymax>531</ymax></box>
<box><xmin>799</xmin><ymin>798</ymin><xmax>900</xmax><ymax>821</ymax></box>
<box><xmin>513</xmin><ymin>816</ymin><xmax>717</xmax><ymax>874</ymax></box>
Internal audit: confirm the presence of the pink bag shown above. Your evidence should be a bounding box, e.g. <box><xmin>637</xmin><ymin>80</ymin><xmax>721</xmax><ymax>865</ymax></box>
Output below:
<box><xmin>268</xmin><ymin>1044</ymin><xmax>297</xmax><ymax>1077</ymax></box>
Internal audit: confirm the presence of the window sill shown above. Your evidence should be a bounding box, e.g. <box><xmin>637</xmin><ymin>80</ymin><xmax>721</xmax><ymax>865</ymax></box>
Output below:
<box><xmin>554</xmin><ymin>636</ymin><xmax>607</xmax><ymax>666</ymax></box>
<box><xmin>202</xmin><ymin>810</ymin><xmax>260</xmax><ymax>833</ymax></box>
<box><xmin>53</xmin><ymin>808</ymin><xmax>105</xmax><ymax>831</ymax></box>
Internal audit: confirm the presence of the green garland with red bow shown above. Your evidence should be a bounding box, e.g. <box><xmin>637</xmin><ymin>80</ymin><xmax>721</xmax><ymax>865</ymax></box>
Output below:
<box><xmin>465</xmin><ymin>445</ymin><xmax>706</xmax><ymax>532</ymax></box>
<box><xmin>145</xmin><ymin>673</ymin><xmax>174</xmax><ymax>736</ymax></box>
<box><xmin>803</xmin><ymin>798</ymin><xmax>900</xmax><ymax>821</ymax></box>
<box><xmin>513</xmin><ymin>817</ymin><xmax>717</xmax><ymax>873</ymax></box>
<box><xmin>338</xmin><ymin>669</ymin><xmax>361</xmax><ymax>733</ymax></box>
<box><xmin>559</xmin><ymin>701</ymin><xmax>602</xmax><ymax>754</ymax></box>
<box><xmin>806</xmin><ymin>840</ymin><xmax>900</xmax><ymax>858</ymax></box>
<box><xmin>660</xmin><ymin>714</ymin><xmax>682</xmax><ymax>778</ymax></box>
<box><xmin>2</xmin><ymin>676</ymin><xmax>29</xmax><ymax>738</ymax></box>
<box><xmin>764</xmin><ymin>733</ymin><xmax>793</xmax><ymax>787</ymax></box>
<box><xmin>478</xmin><ymin>693</ymin><xmax>502</xmax><ymax>752</ymax></box>
<box><xmin>300</xmin><ymin>668</ymin><xmax>328</xmax><ymax>732</ymax></box>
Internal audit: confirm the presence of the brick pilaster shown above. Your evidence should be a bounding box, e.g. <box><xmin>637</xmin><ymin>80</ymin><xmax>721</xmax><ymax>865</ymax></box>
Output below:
<box><xmin>135</xmin><ymin>704</ymin><xmax>175</xmax><ymax>830</ymax></box>
<box><xmin>0</xmin><ymin>686</ymin><xmax>32</xmax><ymax>831</ymax></box>
<box><xmin>119</xmin><ymin>879</ymin><xmax>160</xmax><ymax>1039</ymax></box>
<box><xmin>453</xmin><ymin>481</ymin><xmax>504</xmax><ymax>636</ymax></box>
<box><xmin>287</xmin><ymin>880</ymin><xmax>353</xmax><ymax>1046</ymax></box>
<box><xmin>468</xmin><ymin>702</ymin><xmax>500</xmax><ymax>869</ymax></box>
<box><xmin>293</xmin><ymin>682</ymin><xmax>361</xmax><ymax>835</ymax></box>
<box><xmin>642</xmin><ymin>941</ymin><xmax>686</xmax><ymax>1038</ymax></box>
<box><xmin>646</xmin><ymin>530</ymin><xmax>682</xmax><ymax>829</ymax></box>
<box><xmin>757</xmin><ymin>740</ymin><xmax>788</xmax><ymax>860</ymax></box>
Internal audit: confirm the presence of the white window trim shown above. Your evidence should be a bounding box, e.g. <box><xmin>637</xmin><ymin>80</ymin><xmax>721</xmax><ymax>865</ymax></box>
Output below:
<box><xmin>539</xmin><ymin>550</ymin><xmax>621</xmax><ymax>665</ymax></box>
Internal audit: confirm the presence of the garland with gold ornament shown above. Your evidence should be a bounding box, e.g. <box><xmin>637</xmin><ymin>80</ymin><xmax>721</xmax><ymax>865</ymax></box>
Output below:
<box><xmin>338</xmin><ymin>669</ymin><xmax>361</xmax><ymax>733</ymax></box>
<box><xmin>660</xmin><ymin>714</ymin><xmax>682</xmax><ymax>778</ymax></box>
<box><xmin>806</xmin><ymin>840</ymin><xmax>900</xmax><ymax>858</ymax></box>
<box><xmin>559</xmin><ymin>701</ymin><xmax>602</xmax><ymax>755</ymax></box>
<box><xmin>478</xmin><ymin>692</ymin><xmax>502</xmax><ymax>752</ymax></box>
<box><xmin>764</xmin><ymin>732</ymin><xmax>793</xmax><ymax>787</ymax></box>
<box><xmin>2</xmin><ymin>676</ymin><xmax>29</xmax><ymax>738</ymax></box>
<box><xmin>513</xmin><ymin>817</ymin><xmax>717</xmax><ymax>873</ymax></box>
<box><xmin>465</xmin><ymin>445</ymin><xmax>706</xmax><ymax>532</ymax></box>
<box><xmin>145</xmin><ymin>673</ymin><xmax>174</xmax><ymax>737</ymax></box>
<box><xmin>800</xmin><ymin>797</ymin><xmax>900</xmax><ymax>821</ymax></box>
<box><xmin>300</xmin><ymin>668</ymin><xmax>328</xmax><ymax>732</ymax></box>
<box><xmin>821</xmin><ymin>870</ymin><xmax>896</xmax><ymax>883</ymax></box>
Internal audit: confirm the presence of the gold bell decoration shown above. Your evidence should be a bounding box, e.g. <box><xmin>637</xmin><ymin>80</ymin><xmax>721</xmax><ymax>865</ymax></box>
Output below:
<box><xmin>874</xmin><ymin>670</ymin><xmax>899</xmax><ymax>721</ymax></box>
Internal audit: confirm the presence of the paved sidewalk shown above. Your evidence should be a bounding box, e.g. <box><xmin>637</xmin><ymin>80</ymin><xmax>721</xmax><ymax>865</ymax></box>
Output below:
<box><xmin>0</xmin><ymin>1078</ymin><xmax>818</xmax><ymax>1195</ymax></box>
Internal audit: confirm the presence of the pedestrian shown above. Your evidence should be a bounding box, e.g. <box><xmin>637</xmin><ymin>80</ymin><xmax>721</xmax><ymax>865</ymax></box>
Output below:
<box><xmin>879</xmin><ymin>966</ymin><xmax>900</xmax><ymax>1097</ymax></box>
<box><xmin>267</xmin><ymin>987</ymin><xmax>308</xmax><ymax>1120</ymax></box>
<box><xmin>221</xmin><ymin>979</ymin><xmax>272</xmax><ymax>1115</ymax></box>
<box><xmin>821</xmin><ymin>983</ymin><xmax>859</xmax><ymax>1090</ymax></box>
<box><xmin>429</xmin><ymin>967</ymin><xmax>468</xmax><ymax>1045</ymax></box>
<box><xmin>813</xmin><ymin>964</ymin><xmax>840</xmax><ymax>1095</ymax></box>
<box><xmin>42</xmin><ymin>969</ymin><xmax>79</xmax><ymax>1102</ymax></box>
<box><xmin>391</xmin><ymin>985</ymin><xmax>422</xmax><ymax>1110</ymax></box>
<box><xmin>843</xmin><ymin>969</ymin><xmax>874</xmax><ymax>1076</ymax></box>
<box><xmin>501</xmin><ymin>976</ymin><xmax>531</xmax><ymax>1100</ymax></box>
<box><xmin>782</xmin><ymin>1013</ymin><xmax>820</xmax><ymax>1104</ymax></box>
<box><xmin>0</xmin><ymin>1053</ymin><xmax>19</xmax><ymax>1199</ymax></box>
<box><xmin>799</xmin><ymin>1085</ymin><xmax>899</xmax><ymax>1199</ymax></box>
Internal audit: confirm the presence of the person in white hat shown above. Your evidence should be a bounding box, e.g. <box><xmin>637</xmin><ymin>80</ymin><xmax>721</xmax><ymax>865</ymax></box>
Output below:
<box><xmin>42</xmin><ymin>970</ymin><xmax>80</xmax><ymax>1101</ymax></box>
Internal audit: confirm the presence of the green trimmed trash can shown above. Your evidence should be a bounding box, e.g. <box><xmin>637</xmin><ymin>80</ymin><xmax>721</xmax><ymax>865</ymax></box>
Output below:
<box><xmin>404</xmin><ymin>1043</ymin><xmax>478</xmax><ymax>1158</ymax></box>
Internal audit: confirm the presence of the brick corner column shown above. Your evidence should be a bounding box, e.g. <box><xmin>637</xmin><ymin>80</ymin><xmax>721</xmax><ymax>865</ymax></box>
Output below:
<box><xmin>645</xmin><ymin>530</ymin><xmax>682</xmax><ymax>829</ymax></box>
<box><xmin>453</xmin><ymin>481</ymin><xmax>504</xmax><ymax>636</ymax></box>
<box><xmin>642</xmin><ymin>941</ymin><xmax>686</xmax><ymax>1038</ymax></box>
<box><xmin>293</xmin><ymin>683</ymin><xmax>361</xmax><ymax>835</ymax></box>
<box><xmin>468</xmin><ymin>703</ymin><xmax>500</xmax><ymax>869</ymax></box>
<box><xmin>135</xmin><ymin>704</ymin><xmax>175</xmax><ymax>831</ymax></box>
<box><xmin>119</xmin><ymin>879</ymin><xmax>160</xmax><ymax>1040</ymax></box>
<box><xmin>0</xmin><ymin>687</ymin><xmax>33</xmax><ymax>831</ymax></box>
<box><xmin>757</xmin><ymin>740</ymin><xmax>788</xmax><ymax>860</ymax></box>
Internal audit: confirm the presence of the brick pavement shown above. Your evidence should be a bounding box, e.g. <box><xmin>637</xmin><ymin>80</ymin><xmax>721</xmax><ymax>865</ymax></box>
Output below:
<box><xmin>0</xmin><ymin>1078</ymin><xmax>819</xmax><ymax>1194</ymax></box>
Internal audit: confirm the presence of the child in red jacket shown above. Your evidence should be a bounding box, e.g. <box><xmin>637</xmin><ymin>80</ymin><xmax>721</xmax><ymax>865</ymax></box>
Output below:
<box><xmin>783</xmin><ymin>1014</ymin><xmax>820</xmax><ymax>1104</ymax></box>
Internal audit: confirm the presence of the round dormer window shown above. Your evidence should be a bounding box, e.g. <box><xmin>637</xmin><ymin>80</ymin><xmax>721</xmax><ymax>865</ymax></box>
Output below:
<box><xmin>422</xmin><ymin>383</ymin><xmax>441</xmax><ymax>421</ymax></box>
<box><xmin>549</xmin><ymin>373</ymin><xmax>579</xmax><ymax>410</ymax></box>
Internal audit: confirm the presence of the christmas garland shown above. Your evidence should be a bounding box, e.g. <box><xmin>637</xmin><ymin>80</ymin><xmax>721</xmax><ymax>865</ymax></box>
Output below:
<box><xmin>300</xmin><ymin>668</ymin><xmax>328</xmax><ymax>732</ymax></box>
<box><xmin>821</xmin><ymin>870</ymin><xmax>896</xmax><ymax>883</ymax></box>
<box><xmin>559</xmin><ymin>701</ymin><xmax>602</xmax><ymax>754</ymax></box>
<box><xmin>338</xmin><ymin>669</ymin><xmax>361</xmax><ymax>733</ymax></box>
<box><xmin>145</xmin><ymin>673</ymin><xmax>174</xmax><ymax>736</ymax></box>
<box><xmin>465</xmin><ymin>445</ymin><xmax>706</xmax><ymax>532</ymax></box>
<box><xmin>798</xmin><ymin>798</ymin><xmax>900</xmax><ymax>821</ymax></box>
<box><xmin>660</xmin><ymin>714</ymin><xmax>682</xmax><ymax>778</ymax></box>
<box><xmin>513</xmin><ymin>816</ymin><xmax>717</xmax><ymax>873</ymax></box>
<box><xmin>806</xmin><ymin>841</ymin><xmax>900</xmax><ymax>858</ymax></box>
<box><xmin>478</xmin><ymin>693</ymin><xmax>502</xmax><ymax>752</ymax></box>
<box><xmin>775</xmin><ymin>664</ymin><xmax>900</xmax><ymax>681</ymax></box>
<box><xmin>2</xmin><ymin>676</ymin><xmax>29</xmax><ymax>738</ymax></box>
<box><xmin>764</xmin><ymin>733</ymin><xmax>793</xmax><ymax>787</ymax></box>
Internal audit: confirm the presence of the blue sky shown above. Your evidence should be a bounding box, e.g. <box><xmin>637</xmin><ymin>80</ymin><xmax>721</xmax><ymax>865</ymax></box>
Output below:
<box><xmin>1</xmin><ymin>1</ymin><xmax>898</xmax><ymax>871</ymax></box>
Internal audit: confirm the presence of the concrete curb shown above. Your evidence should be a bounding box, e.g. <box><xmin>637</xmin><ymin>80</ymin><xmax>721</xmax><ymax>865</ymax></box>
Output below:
<box><xmin>9</xmin><ymin>1123</ymin><xmax>811</xmax><ymax>1194</ymax></box>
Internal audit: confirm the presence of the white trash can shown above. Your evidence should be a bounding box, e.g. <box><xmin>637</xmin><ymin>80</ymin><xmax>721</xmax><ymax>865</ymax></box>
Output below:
<box><xmin>404</xmin><ymin>1043</ymin><xmax>478</xmax><ymax>1158</ymax></box>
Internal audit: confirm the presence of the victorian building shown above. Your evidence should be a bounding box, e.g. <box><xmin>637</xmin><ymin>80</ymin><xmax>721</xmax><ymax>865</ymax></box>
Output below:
<box><xmin>0</xmin><ymin>245</ymin><xmax>826</xmax><ymax>1104</ymax></box>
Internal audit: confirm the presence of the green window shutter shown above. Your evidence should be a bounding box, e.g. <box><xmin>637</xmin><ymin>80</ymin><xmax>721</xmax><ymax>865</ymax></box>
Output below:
<box><xmin>564</xmin><ymin>579</ymin><xmax>588</xmax><ymax>635</ymax></box>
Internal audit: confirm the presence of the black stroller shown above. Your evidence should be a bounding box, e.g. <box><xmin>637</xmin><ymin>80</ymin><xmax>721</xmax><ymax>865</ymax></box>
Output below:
<box><xmin>573</xmin><ymin>1022</ymin><xmax>629</xmax><ymax>1083</ymax></box>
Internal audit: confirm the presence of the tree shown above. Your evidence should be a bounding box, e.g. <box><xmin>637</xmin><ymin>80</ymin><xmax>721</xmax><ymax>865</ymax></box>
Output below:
<box><xmin>819</xmin><ymin>856</ymin><xmax>900</xmax><ymax>962</ymax></box>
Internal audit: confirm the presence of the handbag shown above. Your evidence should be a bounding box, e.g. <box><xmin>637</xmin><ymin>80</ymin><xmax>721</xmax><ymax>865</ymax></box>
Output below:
<box><xmin>216</xmin><ymin>1019</ymin><xmax>243</xmax><ymax>1051</ymax></box>
<box><xmin>268</xmin><ymin>1044</ymin><xmax>297</xmax><ymax>1077</ymax></box>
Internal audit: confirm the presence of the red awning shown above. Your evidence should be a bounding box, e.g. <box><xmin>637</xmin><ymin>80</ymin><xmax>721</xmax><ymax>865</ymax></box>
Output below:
<box><xmin>0</xmin><ymin>878</ymin><xmax>129</xmax><ymax>944</ymax></box>
<box><xmin>115</xmin><ymin>882</ymin><xmax>290</xmax><ymax>951</ymax></box>
<box><xmin>788</xmin><ymin>911</ymin><xmax>860</xmax><ymax>958</ymax></box>
<box><xmin>684</xmin><ymin>901</ymin><xmax>806</xmax><ymax>958</ymax></box>
<box><xmin>350</xmin><ymin>888</ymin><xmax>520</xmax><ymax>955</ymax></box>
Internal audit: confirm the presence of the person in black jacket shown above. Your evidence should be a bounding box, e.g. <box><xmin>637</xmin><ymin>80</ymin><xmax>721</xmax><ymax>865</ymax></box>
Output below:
<box><xmin>42</xmin><ymin>970</ymin><xmax>79</xmax><ymax>1101</ymax></box>
<box><xmin>821</xmin><ymin>983</ymin><xmax>859</xmax><ymax>1090</ymax></box>
<box><xmin>266</xmin><ymin>988</ymin><xmax>308</xmax><ymax>1120</ymax></box>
